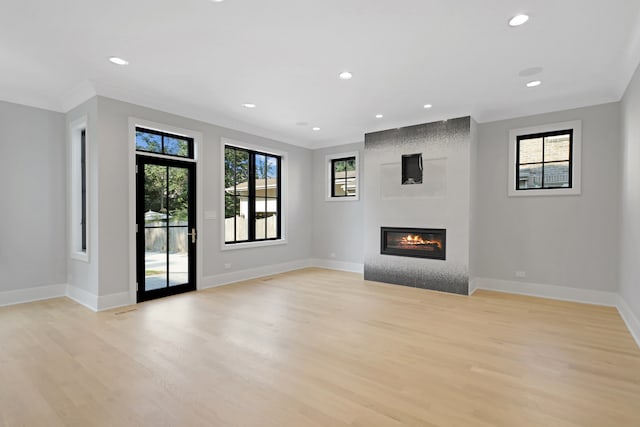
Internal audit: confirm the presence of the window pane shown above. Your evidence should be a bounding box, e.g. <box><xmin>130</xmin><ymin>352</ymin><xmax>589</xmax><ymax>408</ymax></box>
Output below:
<box><xmin>136</xmin><ymin>131</ymin><xmax>162</xmax><ymax>153</ymax></box>
<box><xmin>544</xmin><ymin>161</ymin><xmax>570</xmax><ymax>188</ymax></box>
<box><xmin>346</xmin><ymin>158</ymin><xmax>356</xmax><ymax>171</ymax></box>
<box><xmin>519</xmin><ymin>137</ymin><xmax>543</xmax><ymax>164</ymax></box>
<box><xmin>334</xmin><ymin>178</ymin><xmax>347</xmax><ymax>196</ymax></box>
<box><xmin>255</xmin><ymin>198</ymin><xmax>267</xmax><ymax>239</ymax></box>
<box><xmin>346</xmin><ymin>176</ymin><xmax>357</xmax><ymax>196</ymax></box>
<box><xmin>266</xmin><ymin>197</ymin><xmax>278</xmax><ymax>239</ymax></box>
<box><xmin>235</xmin><ymin>198</ymin><xmax>248</xmax><ymax>241</ymax></box>
<box><xmin>255</xmin><ymin>154</ymin><xmax>266</xmax><ymax>178</ymax></box>
<box><xmin>266</xmin><ymin>156</ymin><xmax>278</xmax><ymax>179</ymax></box>
<box><xmin>518</xmin><ymin>164</ymin><xmax>542</xmax><ymax>189</ymax></box>
<box><xmin>544</xmin><ymin>134</ymin><xmax>570</xmax><ymax>162</ymax></box>
<box><xmin>164</xmin><ymin>136</ymin><xmax>189</xmax><ymax>157</ymax></box>
<box><xmin>235</xmin><ymin>150</ymin><xmax>249</xmax><ymax>195</ymax></box>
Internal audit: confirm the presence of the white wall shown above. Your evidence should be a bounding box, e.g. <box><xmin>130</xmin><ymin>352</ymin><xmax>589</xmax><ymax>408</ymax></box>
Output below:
<box><xmin>95</xmin><ymin>96</ymin><xmax>313</xmax><ymax>297</ymax></box>
<box><xmin>311</xmin><ymin>142</ymin><xmax>364</xmax><ymax>268</ymax></box>
<box><xmin>475</xmin><ymin>103</ymin><xmax>621</xmax><ymax>292</ymax></box>
<box><xmin>66</xmin><ymin>98</ymin><xmax>99</xmax><ymax>297</ymax></box>
<box><xmin>0</xmin><ymin>100</ymin><xmax>66</xmax><ymax>292</ymax></box>
<box><xmin>620</xmin><ymin>64</ymin><xmax>640</xmax><ymax>320</ymax></box>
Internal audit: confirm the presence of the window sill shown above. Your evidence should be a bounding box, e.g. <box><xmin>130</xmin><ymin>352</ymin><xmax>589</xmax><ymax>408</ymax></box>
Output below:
<box><xmin>71</xmin><ymin>251</ymin><xmax>89</xmax><ymax>263</ymax></box>
<box><xmin>508</xmin><ymin>187</ymin><xmax>581</xmax><ymax>197</ymax></box>
<box><xmin>325</xmin><ymin>196</ymin><xmax>360</xmax><ymax>202</ymax></box>
<box><xmin>221</xmin><ymin>239</ymin><xmax>287</xmax><ymax>251</ymax></box>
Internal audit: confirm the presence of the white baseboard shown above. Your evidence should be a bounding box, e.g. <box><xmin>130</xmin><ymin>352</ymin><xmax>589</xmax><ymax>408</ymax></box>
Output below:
<box><xmin>617</xmin><ymin>296</ymin><xmax>640</xmax><ymax>349</ymax></box>
<box><xmin>201</xmin><ymin>258</ymin><xmax>314</xmax><ymax>289</ymax></box>
<box><xmin>311</xmin><ymin>258</ymin><xmax>364</xmax><ymax>274</ymax></box>
<box><xmin>0</xmin><ymin>283</ymin><xmax>67</xmax><ymax>308</ymax></box>
<box><xmin>66</xmin><ymin>286</ymin><xmax>131</xmax><ymax>312</ymax></box>
<box><xmin>473</xmin><ymin>277</ymin><xmax>618</xmax><ymax>307</ymax></box>
<box><xmin>66</xmin><ymin>285</ymin><xmax>98</xmax><ymax>311</ymax></box>
<box><xmin>468</xmin><ymin>278</ymin><xmax>479</xmax><ymax>296</ymax></box>
<box><xmin>97</xmin><ymin>292</ymin><xmax>132</xmax><ymax>311</ymax></box>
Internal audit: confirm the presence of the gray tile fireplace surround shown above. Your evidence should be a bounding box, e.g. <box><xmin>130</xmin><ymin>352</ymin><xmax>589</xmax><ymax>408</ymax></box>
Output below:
<box><xmin>363</xmin><ymin>117</ymin><xmax>472</xmax><ymax>296</ymax></box>
<box><xmin>364</xmin><ymin>261</ymin><xmax>469</xmax><ymax>295</ymax></box>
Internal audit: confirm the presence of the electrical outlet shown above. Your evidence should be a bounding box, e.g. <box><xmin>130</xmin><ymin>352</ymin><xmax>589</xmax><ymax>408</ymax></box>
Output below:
<box><xmin>515</xmin><ymin>271</ymin><xmax>526</xmax><ymax>278</ymax></box>
<box><xmin>224</xmin><ymin>263</ymin><xmax>231</xmax><ymax>270</ymax></box>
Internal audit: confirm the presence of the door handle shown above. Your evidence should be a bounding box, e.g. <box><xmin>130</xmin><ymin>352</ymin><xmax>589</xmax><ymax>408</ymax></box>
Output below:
<box><xmin>188</xmin><ymin>228</ymin><xmax>197</xmax><ymax>244</ymax></box>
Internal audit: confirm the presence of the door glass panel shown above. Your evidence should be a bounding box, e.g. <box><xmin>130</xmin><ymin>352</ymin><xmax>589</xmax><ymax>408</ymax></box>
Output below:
<box><xmin>169</xmin><ymin>228</ymin><xmax>189</xmax><ymax>286</ymax></box>
<box><xmin>145</xmin><ymin>227</ymin><xmax>167</xmax><ymax>290</ymax></box>
<box><xmin>168</xmin><ymin>167</ymin><xmax>188</xmax><ymax>225</ymax></box>
<box><xmin>139</xmin><ymin>159</ymin><xmax>194</xmax><ymax>300</ymax></box>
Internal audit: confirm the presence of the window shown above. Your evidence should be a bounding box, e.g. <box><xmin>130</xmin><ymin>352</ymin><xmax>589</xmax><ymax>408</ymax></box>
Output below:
<box><xmin>326</xmin><ymin>151</ymin><xmax>359</xmax><ymax>200</ymax></box>
<box><xmin>517</xmin><ymin>130</ymin><xmax>572</xmax><ymax>190</ymax></box>
<box><xmin>69</xmin><ymin>116</ymin><xmax>89</xmax><ymax>261</ymax></box>
<box><xmin>80</xmin><ymin>129</ymin><xmax>87</xmax><ymax>251</ymax></box>
<box><xmin>135</xmin><ymin>127</ymin><xmax>193</xmax><ymax>158</ymax></box>
<box><xmin>224</xmin><ymin>145</ymin><xmax>281</xmax><ymax>243</ymax></box>
<box><xmin>508</xmin><ymin>120</ymin><xmax>581</xmax><ymax>197</ymax></box>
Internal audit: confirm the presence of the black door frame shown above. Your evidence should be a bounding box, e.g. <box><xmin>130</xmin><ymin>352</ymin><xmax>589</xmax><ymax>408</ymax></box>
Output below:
<box><xmin>136</xmin><ymin>155</ymin><xmax>196</xmax><ymax>302</ymax></box>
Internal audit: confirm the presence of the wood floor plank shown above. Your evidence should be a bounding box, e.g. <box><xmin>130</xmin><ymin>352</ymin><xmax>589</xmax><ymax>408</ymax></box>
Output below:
<box><xmin>1</xmin><ymin>268</ymin><xmax>639</xmax><ymax>426</ymax></box>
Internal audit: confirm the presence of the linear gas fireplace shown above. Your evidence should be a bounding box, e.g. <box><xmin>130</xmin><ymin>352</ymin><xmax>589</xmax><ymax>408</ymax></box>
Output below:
<box><xmin>380</xmin><ymin>227</ymin><xmax>446</xmax><ymax>260</ymax></box>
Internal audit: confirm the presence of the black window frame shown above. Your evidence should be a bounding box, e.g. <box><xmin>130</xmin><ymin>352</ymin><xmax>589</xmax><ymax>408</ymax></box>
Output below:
<box><xmin>516</xmin><ymin>129</ymin><xmax>573</xmax><ymax>191</ymax></box>
<box><xmin>80</xmin><ymin>129</ymin><xmax>87</xmax><ymax>252</ymax></box>
<box><xmin>225</xmin><ymin>145</ymin><xmax>282</xmax><ymax>244</ymax></box>
<box><xmin>135</xmin><ymin>127</ymin><xmax>194</xmax><ymax>159</ymax></box>
<box><xmin>330</xmin><ymin>156</ymin><xmax>357</xmax><ymax>198</ymax></box>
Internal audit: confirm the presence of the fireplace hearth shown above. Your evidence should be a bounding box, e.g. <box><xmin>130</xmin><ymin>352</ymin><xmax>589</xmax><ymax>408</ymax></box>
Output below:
<box><xmin>380</xmin><ymin>227</ymin><xmax>446</xmax><ymax>260</ymax></box>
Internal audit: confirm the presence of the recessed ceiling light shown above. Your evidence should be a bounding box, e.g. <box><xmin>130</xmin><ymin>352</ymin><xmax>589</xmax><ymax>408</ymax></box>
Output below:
<box><xmin>338</xmin><ymin>71</ymin><xmax>353</xmax><ymax>80</ymax></box>
<box><xmin>312</xmin><ymin>127</ymin><xmax>320</xmax><ymax>131</ymax></box>
<box><xmin>375</xmin><ymin>114</ymin><xmax>383</xmax><ymax>118</ymax></box>
<box><xmin>423</xmin><ymin>104</ymin><xmax>433</xmax><ymax>109</ymax></box>
<box><xmin>242</xmin><ymin>103</ymin><xmax>256</xmax><ymax>108</ymax></box>
<box><xmin>509</xmin><ymin>14</ymin><xmax>529</xmax><ymax>27</ymax></box>
<box><xmin>108</xmin><ymin>56</ymin><xmax>129</xmax><ymax>66</ymax></box>
<box><xmin>526</xmin><ymin>80</ymin><xmax>542</xmax><ymax>88</ymax></box>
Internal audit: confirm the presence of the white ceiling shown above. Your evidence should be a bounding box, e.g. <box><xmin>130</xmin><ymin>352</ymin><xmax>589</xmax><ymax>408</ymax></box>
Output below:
<box><xmin>2</xmin><ymin>0</ymin><xmax>640</xmax><ymax>148</ymax></box>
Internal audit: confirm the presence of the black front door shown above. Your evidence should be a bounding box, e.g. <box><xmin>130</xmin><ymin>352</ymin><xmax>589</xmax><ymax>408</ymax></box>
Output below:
<box><xmin>136</xmin><ymin>155</ymin><xmax>196</xmax><ymax>302</ymax></box>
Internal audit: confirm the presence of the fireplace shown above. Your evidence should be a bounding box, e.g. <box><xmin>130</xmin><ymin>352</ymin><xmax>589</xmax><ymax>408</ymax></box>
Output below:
<box><xmin>380</xmin><ymin>227</ymin><xmax>446</xmax><ymax>260</ymax></box>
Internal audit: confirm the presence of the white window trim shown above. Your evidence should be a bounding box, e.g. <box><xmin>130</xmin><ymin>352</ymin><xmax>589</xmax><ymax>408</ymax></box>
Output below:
<box><xmin>69</xmin><ymin>115</ymin><xmax>89</xmax><ymax>262</ymax></box>
<box><xmin>325</xmin><ymin>151</ymin><xmax>360</xmax><ymax>201</ymax></box>
<box><xmin>508</xmin><ymin>120</ymin><xmax>582</xmax><ymax>197</ymax></box>
<box><xmin>128</xmin><ymin>117</ymin><xmax>204</xmax><ymax>305</ymax></box>
<box><xmin>220</xmin><ymin>137</ymin><xmax>288</xmax><ymax>251</ymax></box>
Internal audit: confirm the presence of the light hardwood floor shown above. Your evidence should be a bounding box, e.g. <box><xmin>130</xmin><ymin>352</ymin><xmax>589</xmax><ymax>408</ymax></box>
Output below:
<box><xmin>1</xmin><ymin>268</ymin><xmax>639</xmax><ymax>426</ymax></box>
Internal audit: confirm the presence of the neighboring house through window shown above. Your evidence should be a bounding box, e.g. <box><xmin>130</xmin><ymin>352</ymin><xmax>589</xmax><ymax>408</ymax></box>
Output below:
<box><xmin>224</xmin><ymin>145</ymin><xmax>282</xmax><ymax>243</ymax></box>
<box><xmin>508</xmin><ymin>120</ymin><xmax>582</xmax><ymax>197</ymax></box>
<box><xmin>326</xmin><ymin>151</ymin><xmax>359</xmax><ymax>201</ymax></box>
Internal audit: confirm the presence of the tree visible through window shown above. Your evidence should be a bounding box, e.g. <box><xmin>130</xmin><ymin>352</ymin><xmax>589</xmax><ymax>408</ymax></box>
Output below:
<box><xmin>516</xmin><ymin>130</ymin><xmax>572</xmax><ymax>190</ymax></box>
<box><xmin>331</xmin><ymin>156</ymin><xmax>356</xmax><ymax>197</ymax></box>
<box><xmin>224</xmin><ymin>146</ymin><xmax>281</xmax><ymax>243</ymax></box>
